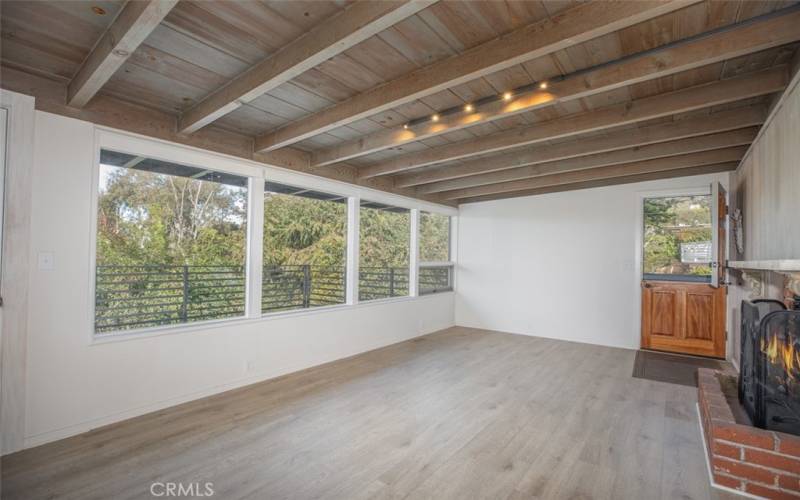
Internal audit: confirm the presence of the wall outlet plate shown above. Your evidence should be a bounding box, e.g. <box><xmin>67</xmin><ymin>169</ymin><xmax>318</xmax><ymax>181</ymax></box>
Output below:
<box><xmin>37</xmin><ymin>252</ymin><xmax>54</xmax><ymax>270</ymax></box>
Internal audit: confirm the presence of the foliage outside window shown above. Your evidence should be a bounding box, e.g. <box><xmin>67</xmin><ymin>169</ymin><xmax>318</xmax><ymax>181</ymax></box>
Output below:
<box><xmin>643</xmin><ymin>195</ymin><xmax>712</xmax><ymax>281</ymax></box>
<box><xmin>419</xmin><ymin>212</ymin><xmax>450</xmax><ymax>262</ymax></box>
<box><xmin>95</xmin><ymin>150</ymin><xmax>248</xmax><ymax>333</ymax></box>
<box><xmin>263</xmin><ymin>182</ymin><xmax>347</xmax><ymax>313</ymax></box>
<box><xmin>419</xmin><ymin>212</ymin><xmax>453</xmax><ymax>294</ymax></box>
<box><xmin>359</xmin><ymin>201</ymin><xmax>410</xmax><ymax>301</ymax></box>
<box><xmin>94</xmin><ymin>147</ymin><xmax>456</xmax><ymax>335</ymax></box>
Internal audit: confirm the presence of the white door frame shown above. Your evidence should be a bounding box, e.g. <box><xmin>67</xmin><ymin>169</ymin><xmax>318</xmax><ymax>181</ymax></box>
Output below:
<box><xmin>633</xmin><ymin>185</ymin><xmax>713</xmax><ymax>350</ymax></box>
<box><xmin>0</xmin><ymin>89</ymin><xmax>35</xmax><ymax>455</ymax></box>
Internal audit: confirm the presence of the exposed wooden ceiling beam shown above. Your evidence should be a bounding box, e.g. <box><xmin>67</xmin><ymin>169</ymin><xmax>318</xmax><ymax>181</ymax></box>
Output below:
<box><xmin>254</xmin><ymin>0</ymin><xmax>699</xmax><ymax>152</ymax></box>
<box><xmin>359</xmin><ymin>66</ymin><xmax>787</xmax><ymax>178</ymax></box>
<box><xmin>438</xmin><ymin>147</ymin><xmax>747</xmax><ymax>201</ymax></box>
<box><xmin>395</xmin><ymin>105</ymin><xmax>766</xmax><ymax>188</ymax></box>
<box><xmin>67</xmin><ymin>0</ymin><xmax>178</xmax><ymax>107</ymax></box>
<box><xmin>312</xmin><ymin>6</ymin><xmax>800</xmax><ymax>167</ymax></box>
<box><xmin>2</xmin><ymin>63</ymin><xmax>447</xmax><ymax>206</ymax></box>
<box><xmin>457</xmin><ymin>162</ymin><xmax>739</xmax><ymax>204</ymax></box>
<box><xmin>178</xmin><ymin>1</ymin><xmax>434</xmax><ymax>134</ymax></box>
<box><xmin>417</xmin><ymin>127</ymin><xmax>757</xmax><ymax>194</ymax></box>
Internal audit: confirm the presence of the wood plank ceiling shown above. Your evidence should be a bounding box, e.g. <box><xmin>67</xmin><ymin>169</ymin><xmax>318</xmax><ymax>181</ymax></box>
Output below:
<box><xmin>1</xmin><ymin>0</ymin><xmax>798</xmax><ymax>205</ymax></box>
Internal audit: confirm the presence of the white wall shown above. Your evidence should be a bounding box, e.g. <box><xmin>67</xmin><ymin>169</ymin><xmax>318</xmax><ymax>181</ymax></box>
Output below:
<box><xmin>21</xmin><ymin>112</ymin><xmax>455</xmax><ymax>449</ymax></box>
<box><xmin>456</xmin><ymin>173</ymin><xmax>729</xmax><ymax>351</ymax></box>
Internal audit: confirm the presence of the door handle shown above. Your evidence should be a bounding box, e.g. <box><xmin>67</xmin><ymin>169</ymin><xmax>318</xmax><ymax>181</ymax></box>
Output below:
<box><xmin>642</xmin><ymin>283</ymin><xmax>652</xmax><ymax>289</ymax></box>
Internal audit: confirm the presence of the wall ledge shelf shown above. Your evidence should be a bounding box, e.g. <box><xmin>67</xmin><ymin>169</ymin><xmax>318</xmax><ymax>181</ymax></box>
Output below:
<box><xmin>728</xmin><ymin>260</ymin><xmax>800</xmax><ymax>272</ymax></box>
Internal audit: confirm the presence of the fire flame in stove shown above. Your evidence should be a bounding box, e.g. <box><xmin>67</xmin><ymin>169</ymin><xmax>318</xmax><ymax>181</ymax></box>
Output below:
<box><xmin>761</xmin><ymin>333</ymin><xmax>800</xmax><ymax>383</ymax></box>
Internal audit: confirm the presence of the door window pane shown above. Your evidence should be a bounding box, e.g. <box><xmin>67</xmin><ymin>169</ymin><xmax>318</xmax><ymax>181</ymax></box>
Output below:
<box><xmin>95</xmin><ymin>150</ymin><xmax>248</xmax><ymax>333</ymax></box>
<box><xmin>643</xmin><ymin>195</ymin><xmax>712</xmax><ymax>281</ymax></box>
<box><xmin>263</xmin><ymin>182</ymin><xmax>347</xmax><ymax>312</ymax></box>
<box><xmin>359</xmin><ymin>201</ymin><xmax>409</xmax><ymax>301</ymax></box>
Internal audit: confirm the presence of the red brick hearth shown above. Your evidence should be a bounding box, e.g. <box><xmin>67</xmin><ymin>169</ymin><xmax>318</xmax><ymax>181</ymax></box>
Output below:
<box><xmin>699</xmin><ymin>368</ymin><xmax>800</xmax><ymax>498</ymax></box>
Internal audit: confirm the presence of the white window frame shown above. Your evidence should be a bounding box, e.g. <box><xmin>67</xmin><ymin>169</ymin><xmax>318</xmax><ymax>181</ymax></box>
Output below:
<box><xmin>409</xmin><ymin>209</ymin><xmax>420</xmax><ymax>297</ymax></box>
<box><xmin>356</xmin><ymin>200</ymin><xmax>414</xmax><ymax>303</ymax></box>
<box><xmin>0</xmin><ymin>107</ymin><xmax>6</xmax><ymax>289</ymax></box>
<box><xmin>90</xmin><ymin>127</ymin><xmax>456</xmax><ymax>342</ymax></box>
<box><xmin>90</xmin><ymin>143</ymin><xmax>254</xmax><ymax>336</ymax></box>
<box><xmin>633</xmin><ymin>184</ymin><xmax>716</xmax><ymax>352</ymax></box>
<box><xmin>417</xmin><ymin>211</ymin><xmax>456</xmax><ymax>295</ymax></box>
<box><xmin>346</xmin><ymin>196</ymin><xmax>360</xmax><ymax>305</ymax></box>
<box><xmin>260</xmin><ymin>181</ymin><xmax>351</xmax><ymax>314</ymax></box>
<box><xmin>246</xmin><ymin>175</ymin><xmax>265</xmax><ymax>318</ymax></box>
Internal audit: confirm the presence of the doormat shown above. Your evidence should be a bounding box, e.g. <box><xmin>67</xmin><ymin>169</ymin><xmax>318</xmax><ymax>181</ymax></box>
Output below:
<box><xmin>632</xmin><ymin>350</ymin><xmax>730</xmax><ymax>387</ymax></box>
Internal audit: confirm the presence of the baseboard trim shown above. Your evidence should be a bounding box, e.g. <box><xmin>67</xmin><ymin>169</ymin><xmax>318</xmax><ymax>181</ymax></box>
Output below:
<box><xmin>17</xmin><ymin>322</ymin><xmax>456</xmax><ymax>452</ymax></box>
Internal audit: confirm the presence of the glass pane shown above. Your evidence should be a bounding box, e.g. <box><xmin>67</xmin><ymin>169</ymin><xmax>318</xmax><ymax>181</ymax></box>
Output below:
<box><xmin>359</xmin><ymin>201</ymin><xmax>410</xmax><ymax>301</ymax></box>
<box><xmin>95</xmin><ymin>150</ymin><xmax>248</xmax><ymax>334</ymax></box>
<box><xmin>643</xmin><ymin>195</ymin><xmax>712</xmax><ymax>280</ymax></box>
<box><xmin>419</xmin><ymin>212</ymin><xmax>450</xmax><ymax>262</ymax></box>
<box><xmin>263</xmin><ymin>182</ymin><xmax>347</xmax><ymax>313</ymax></box>
<box><xmin>419</xmin><ymin>266</ymin><xmax>453</xmax><ymax>295</ymax></box>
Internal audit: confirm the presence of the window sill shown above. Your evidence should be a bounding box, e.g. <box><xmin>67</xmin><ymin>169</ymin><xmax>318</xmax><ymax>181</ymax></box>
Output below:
<box><xmin>89</xmin><ymin>291</ymin><xmax>454</xmax><ymax>346</ymax></box>
<box><xmin>642</xmin><ymin>273</ymin><xmax>711</xmax><ymax>283</ymax></box>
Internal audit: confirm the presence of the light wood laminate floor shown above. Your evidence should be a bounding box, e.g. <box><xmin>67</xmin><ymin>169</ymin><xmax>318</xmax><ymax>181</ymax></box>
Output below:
<box><xmin>1</xmin><ymin>327</ymin><xmax>738</xmax><ymax>500</ymax></box>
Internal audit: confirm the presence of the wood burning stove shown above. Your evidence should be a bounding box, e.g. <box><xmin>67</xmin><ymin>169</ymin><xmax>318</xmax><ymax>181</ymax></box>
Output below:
<box><xmin>739</xmin><ymin>299</ymin><xmax>800</xmax><ymax>436</ymax></box>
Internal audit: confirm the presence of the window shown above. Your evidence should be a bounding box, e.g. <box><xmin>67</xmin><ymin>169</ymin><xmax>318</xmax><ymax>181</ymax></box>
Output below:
<box><xmin>418</xmin><ymin>212</ymin><xmax>453</xmax><ymax>294</ymax></box>
<box><xmin>262</xmin><ymin>182</ymin><xmax>347</xmax><ymax>312</ymax></box>
<box><xmin>643</xmin><ymin>195</ymin><xmax>712</xmax><ymax>282</ymax></box>
<box><xmin>419</xmin><ymin>211</ymin><xmax>450</xmax><ymax>261</ymax></box>
<box><xmin>93</xmin><ymin>139</ymin><xmax>456</xmax><ymax>336</ymax></box>
<box><xmin>359</xmin><ymin>201</ymin><xmax>409</xmax><ymax>301</ymax></box>
<box><xmin>95</xmin><ymin>150</ymin><xmax>248</xmax><ymax>333</ymax></box>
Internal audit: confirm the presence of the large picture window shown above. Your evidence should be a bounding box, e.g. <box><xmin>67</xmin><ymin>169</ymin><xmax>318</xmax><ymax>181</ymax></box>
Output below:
<box><xmin>93</xmin><ymin>141</ymin><xmax>455</xmax><ymax>336</ymax></box>
<box><xmin>359</xmin><ymin>201</ymin><xmax>410</xmax><ymax>301</ymax></box>
<box><xmin>643</xmin><ymin>194</ymin><xmax>712</xmax><ymax>282</ymax></box>
<box><xmin>262</xmin><ymin>182</ymin><xmax>347</xmax><ymax>312</ymax></box>
<box><xmin>418</xmin><ymin>212</ymin><xmax>453</xmax><ymax>294</ymax></box>
<box><xmin>95</xmin><ymin>150</ymin><xmax>248</xmax><ymax>333</ymax></box>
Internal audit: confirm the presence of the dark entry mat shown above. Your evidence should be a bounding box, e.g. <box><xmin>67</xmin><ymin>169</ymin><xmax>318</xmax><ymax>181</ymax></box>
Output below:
<box><xmin>632</xmin><ymin>350</ymin><xmax>730</xmax><ymax>387</ymax></box>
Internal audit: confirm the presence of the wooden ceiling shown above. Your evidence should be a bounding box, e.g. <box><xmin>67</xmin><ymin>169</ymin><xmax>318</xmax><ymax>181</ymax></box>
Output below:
<box><xmin>2</xmin><ymin>0</ymin><xmax>798</xmax><ymax>205</ymax></box>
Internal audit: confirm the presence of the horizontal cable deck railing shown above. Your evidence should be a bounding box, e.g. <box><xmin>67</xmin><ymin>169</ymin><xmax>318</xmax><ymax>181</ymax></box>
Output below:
<box><xmin>96</xmin><ymin>264</ymin><xmax>431</xmax><ymax>333</ymax></box>
<box><xmin>359</xmin><ymin>266</ymin><xmax>409</xmax><ymax>301</ymax></box>
<box><xmin>419</xmin><ymin>265</ymin><xmax>453</xmax><ymax>295</ymax></box>
<box><xmin>95</xmin><ymin>265</ymin><xmax>246</xmax><ymax>333</ymax></box>
<box><xmin>263</xmin><ymin>265</ymin><xmax>345</xmax><ymax>312</ymax></box>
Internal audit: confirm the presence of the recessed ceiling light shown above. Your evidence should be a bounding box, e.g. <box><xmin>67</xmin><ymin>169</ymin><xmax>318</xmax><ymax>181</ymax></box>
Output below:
<box><xmin>502</xmin><ymin>91</ymin><xmax>513</xmax><ymax>101</ymax></box>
